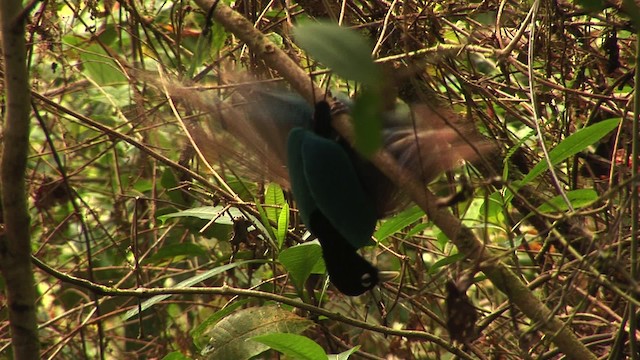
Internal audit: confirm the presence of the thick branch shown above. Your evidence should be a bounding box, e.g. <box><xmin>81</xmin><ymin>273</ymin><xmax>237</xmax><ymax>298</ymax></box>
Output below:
<box><xmin>0</xmin><ymin>1</ymin><xmax>40</xmax><ymax>359</ymax></box>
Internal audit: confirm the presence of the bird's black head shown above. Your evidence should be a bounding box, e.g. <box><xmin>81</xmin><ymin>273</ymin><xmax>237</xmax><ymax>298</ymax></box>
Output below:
<box><xmin>322</xmin><ymin>249</ymin><xmax>379</xmax><ymax>296</ymax></box>
<box><xmin>309</xmin><ymin>211</ymin><xmax>379</xmax><ymax>296</ymax></box>
<box><xmin>312</xmin><ymin>100</ymin><xmax>333</xmax><ymax>138</ymax></box>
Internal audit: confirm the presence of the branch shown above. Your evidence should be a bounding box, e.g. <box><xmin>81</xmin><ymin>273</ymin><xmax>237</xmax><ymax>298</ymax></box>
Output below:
<box><xmin>31</xmin><ymin>255</ymin><xmax>473</xmax><ymax>359</ymax></box>
<box><xmin>0</xmin><ymin>1</ymin><xmax>40</xmax><ymax>359</ymax></box>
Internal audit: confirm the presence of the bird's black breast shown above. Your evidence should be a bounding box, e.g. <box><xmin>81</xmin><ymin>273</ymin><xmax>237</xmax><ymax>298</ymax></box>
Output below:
<box><xmin>308</xmin><ymin>210</ymin><xmax>378</xmax><ymax>296</ymax></box>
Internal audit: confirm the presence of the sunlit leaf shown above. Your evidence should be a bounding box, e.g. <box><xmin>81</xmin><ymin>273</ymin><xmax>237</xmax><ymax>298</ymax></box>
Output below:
<box><xmin>251</xmin><ymin>333</ymin><xmax>327</xmax><ymax>360</ymax></box>
<box><xmin>276</xmin><ymin>202</ymin><xmax>290</xmax><ymax>249</ymax></box>
<box><xmin>519</xmin><ymin>118</ymin><xmax>620</xmax><ymax>186</ymax></box>
<box><xmin>201</xmin><ymin>306</ymin><xmax>313</xmax><ymax>360</ymax></box>
<box><xmin>78</xmin><ymin>44</ymin><xmax>128</xmax><ymax>85</ymax></box>
<box><xmin>121</xmin><ymin>260</ymin><xmax>259</xmax><ymax>321</ymax></box>
<box><xmin>158</xmin><ymin>206</ymin><xmax>243</xmax><ymax>225</ymax></box>
<box><xmin>375</xmin><ymin>206</ymin><xmax>425</xmax><ymax>241</ymax></box>
<box><xmin>279</xmin><ymin>242</ymin><xmax>324</xmax><ymax>291</ymax></box>
<box><xmin>265</xmin><ymin>182</ymin><xmax>286</xmax><ymax>223</ymax></box>
<box><xmin>535</xmin><ymin>189</ymin><xmax>598</xmax><ymax>214</ymax></box>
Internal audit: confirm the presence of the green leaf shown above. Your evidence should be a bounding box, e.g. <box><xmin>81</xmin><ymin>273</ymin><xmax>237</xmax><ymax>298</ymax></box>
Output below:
<box><xmin>573</xmin><ymin>0</ymin><xmax>606</xmax><ymax>11</ymax></box>
<box><xmin>535</xmin><ymin>189</ymin><xmax>598</xmax><ymax>214</ymax></box>
<box><xmin>192</xmin><ymin>299</ymin><xmax>250</xmax><ymax>350</ymax></box>
<box><xmin>434</xmin><ymin>227</ymin><xmax>450</xmax><ymax>250</ymax></box>
<box><xmin>429</xmin><ymin>253</ymin><xmax>465</xmax><ymax>275</ymax></box>
<box><xmin>265</xmin><ymin>183</ymin><xmax>286</xmax><ymax>224</ymax></box>
<box><xmin>201</xmin><ymin>306</ymin><xmax>313</xmax><ymax>360</ymax></box>
<box><xmin>79</xmin><ymin>44</ymin><xmax>128</xmax><ymax>85</ymax></box>
<box><xmin>405</xmin><ymin>222</ymin><xmax>430</xmax><ymax>238</ymax></box>
<box><xmin>251</xmin><ymin>333</ymin><xmax>328</xmax><ymax>360</ymax></box>
<box><xmin>256</xmin><ymin>201</ymin><xmax>278</xmax><ymax>245</ymax></box>
<box><xmin>352</xmin><ymin>88</ymin><xmax>383</xmax><ymax>156</ymax></box>
<box><xmin>187</xmin><ymin>22</ymin><xmax>227</xmax><ymax>78</ymax></box>
<box><xmin>375</xmin><ymin>206</ymin><xmax>425</xmax><ymax>241</ymax></box>
<box><xmin>485</xmin><ymin>190</ymin><xmax>508</xmax><ymax>223</ymax></box>
<box><xmin>279</xmin><ymin>242</ymin><xmax>324</xmax><ymax>291</ymax></box>
<box><xmin>503</xmin><ymin>129</ymin><xmax>535</xmax><ymax>181</ymax></box>
<box><xmin>158</xmin><ymin>206</ymin><xmax>243</xmax><ymax>225</ymax></box>
<box><xmin>143</xmin><ymin>243</ymin><xmax>208</xmax><ymax>264</ymax></box>
<box><xmin>160</xmin><ymin>168</ymin><xmax>189</xmax><ymax>206</ymax></box>
<box><xmin>276</xmin><ymin>202</ymin><xmax>290</xmax><ymax>249</ymax></box>
<box><xmin>328</xmin><ymin>346</ymin><xmax>360</xmax><ymax>360</ymax></box>
<box><xmin>519</xmin><ymin>118</ymin><xmax>620</xmax><ymax>186</ymax></box>
<box><xmin>133</xmin><ymin>178</ymin><xmax>154</xmax><ymax>194</ymax></box>
<box><xmin>162</xmin><ymin>352</ymin><xmax>192</xmax><ymax>360</ymax></box>
<box><xmin>293</xmin><ymin>22</ymin><xmax>382</xmax><ymax>86</ymax></box>
<box><xmin>121</xmin><ymin>260</ymin><xmax>259</xmax><ymax>321</ymax></box>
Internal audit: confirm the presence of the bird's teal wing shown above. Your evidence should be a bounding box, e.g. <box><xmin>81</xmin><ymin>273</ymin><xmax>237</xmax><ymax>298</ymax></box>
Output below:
<box><xmin>288</xmin><ymin>128</ymin><xmax>377</xmax><ymax>249</ymax></box>
<box><xmin>286</xmin><ymin>128</ymin><xmax>317</xmax><ymax>228</ymax></box>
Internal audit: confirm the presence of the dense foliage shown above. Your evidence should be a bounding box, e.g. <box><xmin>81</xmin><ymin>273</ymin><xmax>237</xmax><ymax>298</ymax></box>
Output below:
<box><xmin>1</xmin><ymin>0</ymin><xmax>638</xmax><ymax>358</ymax></box>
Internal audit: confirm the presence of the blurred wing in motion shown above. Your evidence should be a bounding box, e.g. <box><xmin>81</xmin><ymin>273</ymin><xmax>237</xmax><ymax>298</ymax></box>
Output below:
<box><xmin>171</xmin><ymin>83</ymin><xmax>313</xmax><ymax>187</ymax></box>
<box><xmin>159</xmin><ymin>76</ymin><xmax>490</xmax><ymax>295</ymax></box>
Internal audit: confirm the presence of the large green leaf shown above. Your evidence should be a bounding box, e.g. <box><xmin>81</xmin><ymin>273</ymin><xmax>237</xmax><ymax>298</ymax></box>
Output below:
<box><xmin>265</xmin><ymin>182</ymin><xmax>286</xmax><ymax>224</ymax></box>
<box><xmin>278</xmin><ymin>242</ymin><xmax>324</xmax><ymax>291</ymax></box>
<box><xmin>79</xmin><ymin>44</ymin><xmax>128</xmax><ymax>85</ymax></box>
<box><xmin>158</xmin><ymin>206</ymin><xmax>243</xmax><ymax>225</ymax></box>
<box><xmin>192</xmin><ymin>299</ymin><xmax>250</xmax><ymax>350</ymax></box>
<box><xmin>535</xmin><ymin>188</ymin><xmax>598</xmax><ymax>214</ymax></box>
<box><xmin>375</xmin><ymin>206</ymin><xmax>425</xmax><ymax>241</ymax></box>
<box><xmin>121</xmin><ymin>260</ymin><xmax>258</xmax><ymax>321</ymax></box>
<box><xmin>201</xmin><ymin>306</ymin><xmax>313</xmax><ymax>360</ymax></box>
<box><xmin>276</xmin><ymin>202</ymin><xmax>290</xmax><ymax>249</ymax></box>
<box><xmin>251</xmin><ymin>333</ymin><xmax>328</xmax><ymax>360</ymax></box>
<box><xmin>293</xmin><ymin>22</ymin><xmax>382</xmax><ymax>87</ymax></box>
<box><xmin>352</xmin><ymin>88</ymin><xmax>383</xmax><ymax>156</ymax></box>
<box><xmin>519</xmin><ymin>118</ymin><xmax>621</xmax><ymax>186</ymax></box>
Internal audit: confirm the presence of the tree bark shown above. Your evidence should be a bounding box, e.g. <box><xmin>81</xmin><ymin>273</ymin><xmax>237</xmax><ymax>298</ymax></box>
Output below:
<box><xmin>0</xmin><ymin>2</ymin><xmax>40</xmax><ymax>359</ymax></box>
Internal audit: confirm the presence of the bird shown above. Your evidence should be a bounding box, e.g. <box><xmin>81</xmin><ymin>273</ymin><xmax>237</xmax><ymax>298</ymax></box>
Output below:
<box><xmin>178</xmin><ymin>80</ymin><xmax>487</xmax><ymax>296</ymax></box>
<box><xmin>287</xmin><ymin>100</ymin><xmax>380</xmax><ymax>295</ymax></box>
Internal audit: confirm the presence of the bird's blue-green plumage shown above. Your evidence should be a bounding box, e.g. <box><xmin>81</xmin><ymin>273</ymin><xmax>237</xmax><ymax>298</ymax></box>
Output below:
<box><xmin>251</xmin><ymin>90</ymin><xmax>378</xmax><ymax>250</ymax></box>
<box><xmin>287</xmin><ymin>127</ymin><xmax>377</xmax><ymax>249</ymax></box>
<box><xmin>284</xmin><ymin>100</ymin><xmax>380</xmax><ymax>296</ymax></box>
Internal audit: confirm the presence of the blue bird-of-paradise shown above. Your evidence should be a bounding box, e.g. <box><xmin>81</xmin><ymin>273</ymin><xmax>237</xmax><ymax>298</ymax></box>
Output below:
<box><xmin>186</xmin><ymin>83</ymin><xmax>486</xmax><ymax>296</ymax></box>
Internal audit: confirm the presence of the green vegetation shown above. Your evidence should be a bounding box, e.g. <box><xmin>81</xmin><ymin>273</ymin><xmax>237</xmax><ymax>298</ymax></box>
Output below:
<box><xmin>1</xmin><ymin>0</ymin><xmax>638</xmax><ymax>358</ymax></box>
